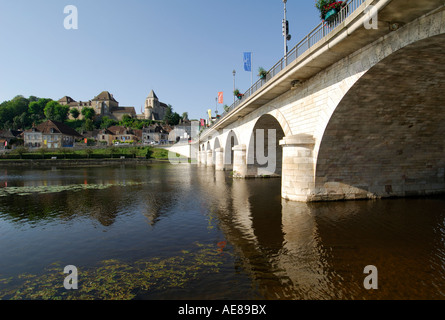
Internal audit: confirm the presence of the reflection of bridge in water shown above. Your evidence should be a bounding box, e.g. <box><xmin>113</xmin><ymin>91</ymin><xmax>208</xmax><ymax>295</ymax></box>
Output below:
<box><xmin>200</xmin><ymin>169</ymin><xmax>445</xmax><ymax>299</ymax></box>
<box><xmin>178</xmin><ymin>0</ymin><xmax>445</xmax><ymax>203</ymax></box>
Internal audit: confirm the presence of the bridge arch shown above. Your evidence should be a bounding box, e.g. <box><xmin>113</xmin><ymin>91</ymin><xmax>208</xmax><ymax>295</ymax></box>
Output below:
<box><xmin>213</xmin><ymin>137</ymin><xmax>221</xmax><ymax>151</ymax></box>
<box><xmin>213</xmin><ymin>137</ymin><xmax>221</xmax><ymax>165</ymax></box>
<box><xmin>223</xmin><ymin>130</ymin><xmax>239</xmax><ymax>171</ymax></box>
<box><xmin>246</xmin><ymin>114</ymin><xmax>286</xmax><ymax>177</ymax></box>
<box><xmin>314</xmin><ymin>33</ymin><xmax>445</xmax><ymax>201</ymax></box>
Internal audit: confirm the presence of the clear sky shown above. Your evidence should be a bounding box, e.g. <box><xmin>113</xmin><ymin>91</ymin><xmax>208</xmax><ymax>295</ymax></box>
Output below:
<box><xmin>0</xmin><ymin>0</ymin><xmax>321</xmax><ymax>120</ymax></box>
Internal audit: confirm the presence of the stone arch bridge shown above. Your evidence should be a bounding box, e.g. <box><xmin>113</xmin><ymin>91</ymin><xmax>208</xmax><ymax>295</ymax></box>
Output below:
<box><xmin>181</xmin><ymin>0</ymin><xmax>445</xmax><ymax>202</ymax></box>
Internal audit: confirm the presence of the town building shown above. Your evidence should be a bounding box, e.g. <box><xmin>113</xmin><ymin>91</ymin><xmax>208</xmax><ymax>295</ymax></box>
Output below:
<box><xmin>142</xmin><ymin>124</ymin><xmax>171</xmax><ymax>145</ymax></box>
<box><xmin>137</xmin><ymin>90</ymin><xmax>169</xmax><ymax>121</ymax></box>
<box><xmin>59</xmin><ymin>91</ymin><xmax>137</xmax><ymax>121</ymax></box>
<box><xmin>60</xmin><ymin>90</ymin><xmax>168</xmax><ymax>122</ymax></box>
<box><xmin>168</xmin><ymin>120</ymin><xmax>200</xmax><ymax>143</ymax></box>
<box><xmin>97</xmin><ymin>126</ymin><xmax>140</xmax><ymax>146</ymax></box>
<box><xmin>0</xmin><ymin>129</ymin><xmax>23</xmax><ymax>149</ymax></box>
<box><xmin>24</xmin><ymin>120</ymin><xmax>83</xmax><ymax>149</ymax></box>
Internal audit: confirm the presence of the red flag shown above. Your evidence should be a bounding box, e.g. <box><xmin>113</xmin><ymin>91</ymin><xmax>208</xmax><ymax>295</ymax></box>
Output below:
<box><xmin>200</xmin><ymin>119</ymin><xmax>205</xmax><ymax>127</ymax></box>
<box><xmin>217</xmin><ymin>92</ymin><xmax>223</xmax><ymax>104</ymax></box>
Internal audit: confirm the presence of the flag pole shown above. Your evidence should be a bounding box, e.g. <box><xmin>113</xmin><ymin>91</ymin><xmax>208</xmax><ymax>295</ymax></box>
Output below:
<box><xmin>251</xmin><ymin>52</ymin><xmax>253</xmax><ymax>87</ymax></box>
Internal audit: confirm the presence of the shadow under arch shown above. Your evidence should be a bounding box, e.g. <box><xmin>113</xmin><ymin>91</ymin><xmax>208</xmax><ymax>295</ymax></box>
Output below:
<box><xmin>315</xmin><ymin>34</ymin><xmax>445</xmax><ymax>201</ymax></box>
<box><xmin>224</xmin><ymin>130</ymin><xmax>239</xmax><ymax>171</ymax></box>
<box><xmin>213</xmin><ymin>137</ymin><xmax>221</xmax><ymax>164</ymax></box>
<box><xmin>247</xmin><ymin>114</ymin><xmax>285</xmax><ymax>177</ymax></box>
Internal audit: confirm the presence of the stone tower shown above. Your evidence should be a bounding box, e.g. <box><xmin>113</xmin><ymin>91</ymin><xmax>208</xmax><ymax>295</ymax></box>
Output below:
<box><xmin>145</xmin><ymin>90</ymin><xmax>159</xmax><ymax>120</ymax></box>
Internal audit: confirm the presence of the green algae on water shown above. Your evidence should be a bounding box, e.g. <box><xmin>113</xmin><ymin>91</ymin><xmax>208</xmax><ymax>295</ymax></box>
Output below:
<box><xmin>0</xmin><ymin>242</ymin><xmax>228</xmax><ymax>300</ymax></box>
<box><xmin>0</xmin><ymin>181</ymin><xmax>143</xmax><ymax>197</ymax></box>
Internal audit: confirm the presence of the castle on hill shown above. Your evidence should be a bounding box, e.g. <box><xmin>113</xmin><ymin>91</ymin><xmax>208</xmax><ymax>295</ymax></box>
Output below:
<box><xmin>59</xmin><ymin>90</ymin><xmax>168</xmax><ymax>121</ymax></box>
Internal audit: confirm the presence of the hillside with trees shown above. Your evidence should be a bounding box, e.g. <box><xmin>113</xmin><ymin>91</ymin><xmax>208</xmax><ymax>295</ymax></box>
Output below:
<box><xmin>0</xmin><ymin>95</ymin><xmax>185</xmax><ymax>133</ymax></box>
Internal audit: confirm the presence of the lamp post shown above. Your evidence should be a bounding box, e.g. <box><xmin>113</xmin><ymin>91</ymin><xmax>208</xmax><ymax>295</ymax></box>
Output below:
<box><xmin>232</xmin><ymin>69</ymin><xmax>236</xmax><ymax>104</ymax></box>
<box><xmin>283</xmin><ymin>0</ymin><xmax>291</xmax><ymax>65</ymax></box>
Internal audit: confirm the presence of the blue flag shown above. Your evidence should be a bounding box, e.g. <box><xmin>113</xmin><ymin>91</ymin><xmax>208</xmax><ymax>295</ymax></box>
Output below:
<box><xmin>243</xmin><ymin>52</ymin><xmax>251</xmax><ymax>72</ymax></box>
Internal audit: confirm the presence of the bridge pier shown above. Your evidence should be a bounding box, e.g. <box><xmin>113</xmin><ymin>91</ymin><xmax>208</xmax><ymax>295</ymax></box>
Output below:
<box><xmin>215</xmin><ymin>148</ymin><xmax>224</xmax><ymax>171</ymax></box>
<box><xmin>232</xmin><ymin>144</ymin><xmax>248</xmax><ymax>178</ymax></box>
<box><xmin>199</xmin><ymin>151</ymin><xmax>207</xmax><ymax>166</ymax></box>
<box><xmin>206</xmin><ymin>150</ymin><xmax>214</xmax><ymax>167</ymax></box>
<box><xmin>280</xmin><ymin>135</ymin><xmax>316</xmax><ymax>202</ymax></box>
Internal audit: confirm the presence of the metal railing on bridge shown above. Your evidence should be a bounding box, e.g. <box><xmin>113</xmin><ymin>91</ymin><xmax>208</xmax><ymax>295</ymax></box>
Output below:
<box><xmin>202</xmin><ymin>0</ymin><xmax>365</xmax><ymax>134</ymax></box>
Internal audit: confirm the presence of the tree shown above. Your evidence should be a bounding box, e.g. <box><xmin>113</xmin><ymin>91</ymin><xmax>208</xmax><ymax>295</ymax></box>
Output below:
<box><xmin>55</xmin><ymin>105</ymin><xmax>70</xmax><ymax>122</ymax></box>
<box><xmin>13</xmin><ymin>146</ymin><xmax>28</xmax><ymax>159</ymax></box>
<box><xmin>29</xmin><ymin>98</ymin><xmax>51</xmax><ymax>119</ymax></box>
<box><xmin>13</xmin><ymin>112</ymin><xmax>31</xmax><ymax>129</ymax></box>
<box><xmin>70</xmin><ymin>108</ymin><xmax>80</xmax><ymax>119</ymax></box>
<box><xmin>0</xmin><ymin>96</ymin><xmax>30</xmax><ymax>129</ymax></box>
<box><xmin>100</xmin><ymin>116</ymin><xmax>117</xmax><ymax>129</ymax></box>
<box><xmin>163</xmin><ymin>104</ymin><xmax>181</xmax><ymax>126</ymax></box>
<box><xmin>108</xmin><ymin>146</ymin><xmax>119</xmax><ymax>158</ymax></box>
<box><xmin>39</xmin><ymin>147</ymin><xmax>46</xmax><ymax>159</ymax></box>
<box><xmin>81</xmin><ymin>107</ymin><xmax>96</xmax><ymax>120</ymax></box>
<box><xmin>120</xmin><ymin>114</ymin><xmax>133</xmax><ymax>128</ymax></box>
<box><xmin>44</xmin><ymin>101</ymin><xmax>69</xmax><ymax>122</ymax></box>
<box><xmin>163</xmin><ymin>105</ymin><xmax>173</xmax><ymax>124</ymax></box>
<box><xmin>44</xmin><ymin>101</ymin><xmax>57</xmax><ymax>120</ymax></box>
<box><xmin>28</xmin><ymin>102</ymin><xmax>42</xmax><ymax>117</ymax></box>
<box><xmin>84</xmin><ymin>148</ymin><xmax>94</xmax><ymax>159</ymax></box>
<box><xmin>83</xmin><ymin>118</ymin><xmax>94</xmax><ymax>131</ymax></box>
<box><xmin>182</xmin><ymin>112</ymin><xmax>188</xmax><ymax>121</ymax></box>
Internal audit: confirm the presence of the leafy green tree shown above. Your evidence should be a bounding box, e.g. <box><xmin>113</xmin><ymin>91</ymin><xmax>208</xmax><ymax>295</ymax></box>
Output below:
<box><xmin>163</xmin><ymin>104</ymin><xmax>181</xmax><ymax>125</ymax></box>
<box><xmin>81</xmin><ymin>107</ymin><xmax>96</xmax><ymax>120</ymax></box>
<box><xmin>44</xmin><ymin>101</ymin><xmax>58</xmax><ymax>120</ymax></box>
<box><xmin>28</xmin><ymin>102</ymin><xmax>42</xmax><ymax>116</ymax></box>
<box><xmin>84</xmin><ymin>148</ymin><xmax>94</xmax><ymax>159</ymax></box>
<box><xmin>108</xmin><ymin>146</ymin><xmax>120</xmax><ymax>158</ymax></box>
<box><xmin>13</xmin><ymin>112</ymin><xmax>31</xmax><ymax>129</ymax></box>
<box><xmin>83</xmin><ymin>118</ymin><xmax>94</xmax><ymax>131</ymax></box>
<box><xmin>100</xmin><ymin>116</ymin><xmax>118</xmax><ymax>129</ymax></box>
<box><xmin>29</xmin><ymin>98</ymin><xmax>51</xmax><ymax>119</ymax></box>
<box><xmin>44</xmin><ymin>101</ymin><xmax>69</xmax><ymax>122</ymax></box>
<box><xmin>55</xmin><ymin>105</ymin><xmax>70</xmax><ymax>122</ymax></box>
<box><xmin>13</xmin><ymin>146</ymin><xmax>28</xmax><ymax>159</ymax></box>
<box><xmin>0</xmin><ymin>96</ymin><xmax>30</xmax><ymax>129</ymax></box>
<box><xmin>120</xmin><ymin>114</ymin><xmax>133</xmax><ymax>127</ymax></box>
<box><xmin>69</xmin><ymin>108</ymin><xmax>80</xmax><ymax>119</ymax></box>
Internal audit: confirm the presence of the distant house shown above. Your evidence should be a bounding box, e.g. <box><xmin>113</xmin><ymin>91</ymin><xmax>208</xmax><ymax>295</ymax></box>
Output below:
<box><xmin>0</xmin><ymin>129</ymin><xmax>23</xmax><ymax>149</ymax></box>
<box><xmin>97</xmin><ymin>126</ymin><xmax>139</xmax><ymax>146</ymax></box>
<box><xmin>142</xmin><ymin>124</ymin><xmax>171</xmax><ymax>145</ymax></box>
<box><xmin>168</xmin><ymin>120</ymin><xmax>200</xmax><ymax>143</ymax></box>
<box><xmin>24</xmin><ymin>120</ymin><xmax>83</xmax><ymax>149</ymax></box>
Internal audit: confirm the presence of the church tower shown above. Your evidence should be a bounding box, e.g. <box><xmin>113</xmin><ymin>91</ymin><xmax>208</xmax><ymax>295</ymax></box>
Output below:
<box><xmin>145</xmin><ymin>90</ymin><xmax>159</xmax><ymax>120</ymax></box>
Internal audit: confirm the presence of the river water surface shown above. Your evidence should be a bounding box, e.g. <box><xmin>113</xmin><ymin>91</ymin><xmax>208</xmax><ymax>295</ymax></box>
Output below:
<box><xmin>0</xmin><ymin>163</ymin><xmax>444</xmax><ymax>300</ymax></box>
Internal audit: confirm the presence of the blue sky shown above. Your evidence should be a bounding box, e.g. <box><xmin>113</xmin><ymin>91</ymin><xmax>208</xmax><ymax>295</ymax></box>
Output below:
<box><xmin>0</xmin><ymin>0</ymin><xmax>321</xmax><ymax>120</ymax></box>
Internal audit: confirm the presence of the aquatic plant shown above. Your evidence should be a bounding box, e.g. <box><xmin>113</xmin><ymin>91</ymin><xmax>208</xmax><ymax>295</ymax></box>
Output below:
<box><xmin>0</xmin><ymin>242</ymin><xmax>227</xmax><ymax>300</ymax></box>
<box><xmin>0</xmin><ymin>181</ymin><xmax>143</xmax><ymax>197</ymax></box>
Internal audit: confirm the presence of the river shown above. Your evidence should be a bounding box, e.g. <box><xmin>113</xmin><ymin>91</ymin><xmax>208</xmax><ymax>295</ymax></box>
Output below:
<box><xmin>0</xmin><ymin>163</ymin><xmax>444</xmax><ymax>300</ymax></box>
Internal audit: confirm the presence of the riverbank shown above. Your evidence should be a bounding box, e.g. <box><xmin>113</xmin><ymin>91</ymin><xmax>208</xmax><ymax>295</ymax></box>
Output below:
<box><xmin>0</xmin><ymin>158</ymin><xmax>173</xmax><ymax>167</ymax></box>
